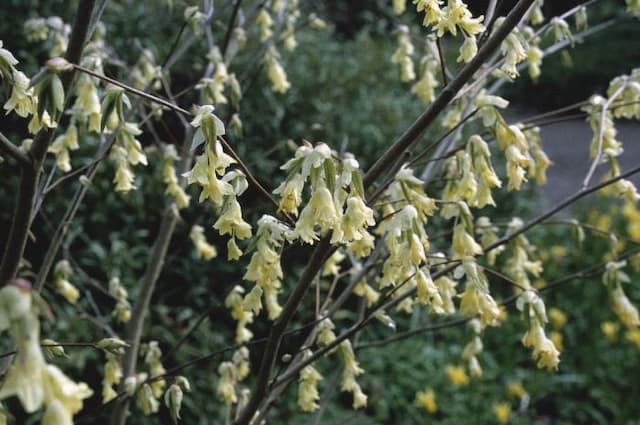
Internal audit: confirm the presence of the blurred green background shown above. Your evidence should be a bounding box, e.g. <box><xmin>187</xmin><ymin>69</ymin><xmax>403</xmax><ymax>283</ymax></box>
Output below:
<box><xmin>0</xmin><ymin>1</ymin><xmax>639</xmax><ymax>424</ymax></box>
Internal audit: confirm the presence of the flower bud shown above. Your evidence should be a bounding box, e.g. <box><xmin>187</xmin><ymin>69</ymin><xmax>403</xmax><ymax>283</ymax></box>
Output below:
<box><xmin>97</xmin><ymin>337</ymin><xmax>130</xmax><ymax>355</ymax></box>
<box><xmin>45</xmin><ymin>57</ymin><xmax>72</xmax><ymax>73</ymax></box>
<box><xmin>164</xmin><ymin>384</ymin><xmax>183</xmax><ymax>423</ymax></box>
<box><xmin>42</xmin><ymin>339</ymin><xmax>67</xmax><ymax>358</ymax></box>
<box><xmin>175</xmin><ymin>376</ymin><xmax>191</xmax><ymax>392</ymax></box>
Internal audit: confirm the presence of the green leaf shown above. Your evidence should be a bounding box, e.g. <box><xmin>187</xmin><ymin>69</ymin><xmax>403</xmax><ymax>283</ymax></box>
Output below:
<box><xmin>49</xmin><ymin>73</ymin><xmax>64</xmax><ymax>113</ymax></box>
<box><xmin>201</xmin><ymin>113</ymin><xmax>218</xmax><ymax>144</ymax></box>
<box><xmin>323</xmin><ymin>158</ymin><xmax>336</xmax><ymax>194</ymax></box>
<box><xmin>100</xmin><ymin>93</ymin><xmax>116</xmax><ymax>131</ymax></box>
<box><xmin>352</xmin><ymin>170</ymin><xmax>365</xmax><ymax>198</ymax></box>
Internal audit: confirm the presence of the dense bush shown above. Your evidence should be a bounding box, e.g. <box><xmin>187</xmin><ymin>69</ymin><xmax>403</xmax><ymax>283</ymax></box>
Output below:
<box><xmin>0</xmin><ymin>1</ymin><xmax>639</xmax><ymax>425</ymax></box>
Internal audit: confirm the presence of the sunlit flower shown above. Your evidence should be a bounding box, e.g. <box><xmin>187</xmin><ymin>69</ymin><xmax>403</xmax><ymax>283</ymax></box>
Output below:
<box><xmin>445</xmin><ymin>365</ymin><xmax>469</xmax><ymax>386</ymax></box>
<box><xmin>415</xmin><ymin>388</ymin><xmax>437</xmax><ymax>413</ymax></box>
<box><xmin>493</xmin><ymin>402</ymin><xmax>511</xmax><ymax>424</ymax></box>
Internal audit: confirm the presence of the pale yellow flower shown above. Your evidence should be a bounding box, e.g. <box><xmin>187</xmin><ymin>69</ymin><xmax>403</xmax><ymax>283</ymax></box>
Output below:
<box><xmin>43</xmin><ymin>365</ymin><xmax>93</xmax><ymax>417</ymax></box>
<box><xmin>4</xmin><ymin>69</ymin><xmax>34</xmax><ymax>117</ymax></box>
<box><xmin>625</xmin><ymin>328</ymin><xmax>640</xmax><ymax>348</ymax></box>
<box><xmin>611</xmin><ymin>286</ymin><xmax>640</xmax><ymax>328</ymax></box>
<box><xmin>493</xmin><ymin>402</ymin><xmax>511</xmax><ymax>424</ymax></box>
<box><xmin>506</xmin><ymin>381</ymin><xmax>526</xmax><ymax>400</ymax></box>
<box><xmin>190</xmin><ymin>225</ymin><xmax>216</xmax><ymax>260</ymax></box>
<box><xmin>0</xmin><ymin>315</ymin><xmax>46</xmax><ymax>412</ymax></box>
<box><xmin>415</xmin><ymin>388</ymin><xmax>437</xmax><ymax>413</ymax></box>
<box><xmin>549</xmin><ymin>307</ymin><xmax>567</xmax><ymax>329</ymax></box>
<box><xmin>445</xmin><ymin>365</ymin><xmax>469</xmax><ymax>386</ymax></box>
<box><xmin>298</xmin><ymin>356</ymin><xmax>322</xmax><ymax>412</ymax></box>
<box><xmin>256</xmin><ymin>8</ymin><xmax>273</xmax><ymax>41</ymax></box>
<box><xmin>214</xmin><ymin>198</ymin><xmax>252</xmax><ymax>240</ymax></box>
<box><xmin>457</xmin><ymin>36</ymin><xmax>478</xmax><ymax>63</ymax></box>
<box><xmin>393</xmin><ymin>0</ymin><xmax>407</xmax><ymax>15</ymax></box>
<box><xmin>601</xmin><ymin>321</ymin><xmax>620</xmax><ymax>341</ymax></box>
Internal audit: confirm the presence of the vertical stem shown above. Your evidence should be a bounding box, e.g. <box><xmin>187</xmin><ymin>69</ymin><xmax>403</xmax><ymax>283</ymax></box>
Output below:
<box><xmin>0</xmin><ymin>0</ymin><xmax>98</xmax><ymax>285</ymax></box>
<box><xmin>110</xmin><ymin>123</ymin><xmax>194</xmax><ymax>425</ymax></box>
<box><xmin>234</xmin><ymin>237</ymin><xmax>332</xmax><ymax>425</ymax></box>
<box><xmin>221</xmin><ymin>0</ymin><xmax>244</xmax><ymax>58</ymax></box>
<box><xmin>109</xmin><ymin>203</ymin><xmax>181</xmax><ymax>425</ymax></box>
<box><xmin>363</xmin><ymin>0</ymin><xmax>536</xmax><ymax>188</ymax></box>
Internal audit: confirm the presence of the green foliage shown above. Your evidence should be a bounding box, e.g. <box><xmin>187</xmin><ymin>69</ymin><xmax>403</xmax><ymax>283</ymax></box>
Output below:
<box><xmin>1</xmin><ymin>2</ymin><xmax>640</xmax><ymax>425</ymax></box>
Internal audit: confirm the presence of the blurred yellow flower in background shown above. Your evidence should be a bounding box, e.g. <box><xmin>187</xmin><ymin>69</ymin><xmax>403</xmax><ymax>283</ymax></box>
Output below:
<box><xmin>493</xmin><ymin>402</ymin><xmax>511</xmax><ymax>424</ymax></box>
<box><xmin>415</xmin><ymin>388</ymin><xmax>437</xmax><ymax>413</ymax></box>
<box><xmin>446</xmin><ymin>365</ymin><xmax>470</xmax><ymax>386</ymax></box>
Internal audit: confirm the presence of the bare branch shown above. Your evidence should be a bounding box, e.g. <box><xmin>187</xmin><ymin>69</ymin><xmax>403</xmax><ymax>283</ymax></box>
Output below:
<box><xmin>363</xmin><ymin>0</ymin><xmax>536</xmax><ymax>188</ymax></box>
<box><xmin>0</xmin><ymin>0</ymin><xmax>100</xmax><ymax>285</ymax></box>
<box><xmin>71</xmin><ymin>63</ymin><xmax>192</xmax><ymax>117</ymax></box>
<box><xmin>0</xmin><ymin>131</ymin><xmax>30</xmax><ymax>167</ymax></box>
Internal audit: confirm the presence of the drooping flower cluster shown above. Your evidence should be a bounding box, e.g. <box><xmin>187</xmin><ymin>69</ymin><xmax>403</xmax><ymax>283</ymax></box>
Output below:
<box><xmin>497</xmin><ymin>17</ymin><xmax>528</xmax><ymax>79</ymax></box>
<box><xmin>494</xmin><ymin>119</ymin><xmax>551</xmax><ymax>191</ymax></box>
<box><xmin>73</xmin><ymin>53</ymin><xmax>103</xmax><ymax>132</ymax></box>
<box><xmin>297</xmin><ymin>350</ymin><xmax>323</xmax><ymax>412</ymax></box>
<box><xmin>376</xmin><ymin>167</ymin><xmax>435</xmax><ymax>293</ymax></box>
<box><xmin>603</xmin><ymin>261</ymin><xmax>640</xmax><ymax>329</ymax></box>
<box><xmin>197</xmin><ymin>47</ymin><xmax>230</xmax><ymax>105</ymax></box>
<box><xmin>164</xmin><ymin>377</ymin><xmax>190</xmax><ymax>424</ymax></box>
<box><xmin>101</xmin><ymin>353</ymin><xmax>122</xmax><ymax>403</ymax></box>
<box><xmin>412</xmin><ymin>49</ymin><xmax>441</xmax><ymax>104</ymax></box>
<box><xmin>111</xmin><ymin>122</ymin><xmax>148</xmax><ymax>192</ymax></box>
<box><xmin>413</xmin><ymin>0</ymin><xmax>485</xmax><ymax>64</ymax></box>
<box><xmin>337</xmin><ymin>340</ymin><xmax>367</xmax><ymax>409</ymax></box>
<box><xmin>243</xmin><ymin>215</ymin><xmax>295</xmax><ymax>319</ymax></box>
<box><xmin>461</xmin><ymin>318</ymin><xmax>484</xmax><ymax>377</ymax></box>
<box><xmin>459</xmin><ymin>257</ymin><xmax>502</xmax><ymax>329</ymax></box>
<box><xmin>0</xmin><ymin>281</ymin><xmax>93</xmax><ymax>425</ymax></box>
<box><xmin>163</xmin><ymin>145</ymin><xmax>191</xmax><ymax>209</ymax></box>
<box><xmin>215</xmin><ymin>347</ymin><xmax>250</xmax><ymax>408</ymax></box>
<box><xmin>49</xmin><ymin>122</ymin><xmax>79</xmax><ymax>172</ymax></box>
<box><xmin>24</xmin><ymin>16</ymin><xmax>71</xmax><ymax>57</ymax></box>
<box><xmin>189</xmin><ymin>225</ymin><xmax>217</xmax><ymax>260</ymax></box>
<box><xmin>517</xmin><ymin>289</ymin><xmax>560</xmax><ymax>370</ymax></box>
<box><xmin>108</xmin><ymin>277</ymin><xmax>131</xmax><ymax>323</ymax></box>
<box><xmin>131</xmin><ymin>49</ymin><xmax>161</xmax><ymax>91</ymax></box>
<box><xmin>585</xmin><ymin>70</ymin><xmax>640</xmax><ymax>202</ymax></box>
<box><xmin>225</xmin><ymin>286</ymin><xmax>255</xmax><ymax>344</ymax></box>
<box><xmin>185</xmin><ymin>105</ymin><xmax>252</xmax><ymax>255</ymax></box>
<box><xmin>275</xmin><ymin>142</ymin><xmax>375</xmax><ymax>255</ymax></box>
<box><xmin>53</xmin><ymin>260</ymin><xmax>80</xmax><ymax>304</ymax></box>
<box><xmin>264</xmin><ymin>47</ymin><xmax>291</xmax><ymax>94</ymax></box>
<box><xmin>391</xmin><ymin>25</ymin><xmax>416</xmax><ymax>82</ymax></box>
<box><xmin>256</xmin><ymin>7</ymin><xmax>274</xmax><ymax>42</ymax></box>
<box><xmin>1</xmin><ymin>41</ymin><xmax>39</xmax><ymax>127</ymax></box>
<box><xmin>503</xmin><ymin>218</ymin><xmax>543</xmax><ymax>290</ymax></box>
<box><xmin>130</xmin><ymin>341</ymin><xmax>167</xmax><ymax>416</ymax></box>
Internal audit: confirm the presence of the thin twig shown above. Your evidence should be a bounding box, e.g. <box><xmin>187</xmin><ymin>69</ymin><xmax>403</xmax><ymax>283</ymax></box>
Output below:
<box><xmin>0</xmin><ymin>131</ymin><xmax>30</xmax><ymax>167</ymax></box>
<box><xmin>0</xmin><ymin>0</ymin><xmax>99</xmax><ymax>285</ymax></box>
<box><xmin>363</xmin><ymin>0</ymin><xmax>537</xmax><ymax>188</ymax></box>
<box><xmin>71</xmin><ymin>63</ymin><xmax>192</xmax><ymax>116</ymax></box>
<box><xmin>356</xmin><ymin>245</ymin><xmax>640</xmax><ymax>350</ymax></box>
<box><xmin>272</xmin><ymin>164</ymin><xmax>640</xmax><ymax>387</ymax></box>
<box><xmin>582</xmin><ymin>83</ymin><xmax>626</xmax><ymax>189</ymax></box>
<box><xmin>488</xmin><ymin>164</ymin><xmax>640</xmax><ymax>252</ymax></box>
<box><xmin>221</xmin><ymin>0</ymin><xmax>244</xmax><ymax>58</ymax></box>
<box><xmin>485</xmin><ymin>17</ymin><xmax>618</xmax><ymax>97</ymax></box>
<box><xmin>436</xmin><ymin>37</ymin><xmax>448</xmax><ymax>86</ymax></box>
<box><xmin>218</xmin><ymin>135</ymin><xmax>287</xmax><ymax>218</ymax></box>
<box><xmin>0</xmin><ymin>341</ymin><xmax>98</xmax><ymax>360</ymax></box>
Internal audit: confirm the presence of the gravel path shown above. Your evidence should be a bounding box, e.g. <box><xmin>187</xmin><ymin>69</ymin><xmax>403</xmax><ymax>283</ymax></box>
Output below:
<box><xmin>509</xmin><ymin>107</ymin><xmax>640</xmax><ymax>212</ymax></box>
